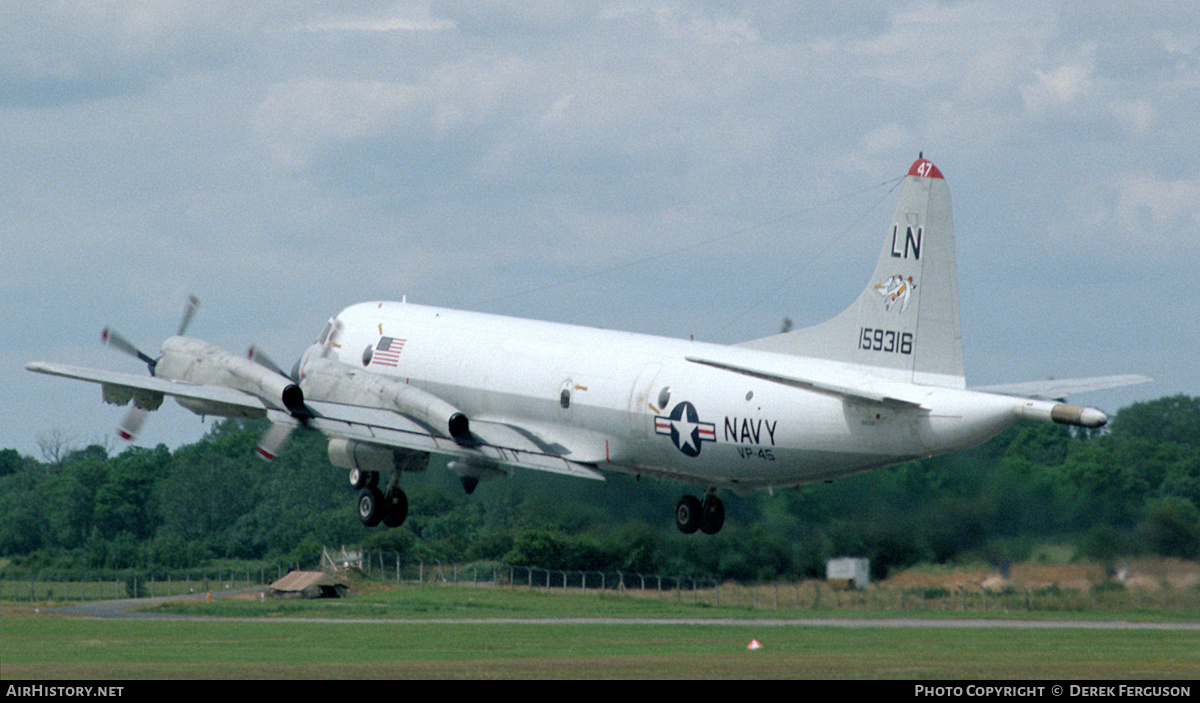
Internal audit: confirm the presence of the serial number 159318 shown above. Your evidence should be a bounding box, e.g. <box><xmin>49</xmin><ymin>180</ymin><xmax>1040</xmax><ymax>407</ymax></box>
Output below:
<box><xmin>858</xmin><ymin>327</ymin><xmax>913</xmax><ymax>355</ymax></box>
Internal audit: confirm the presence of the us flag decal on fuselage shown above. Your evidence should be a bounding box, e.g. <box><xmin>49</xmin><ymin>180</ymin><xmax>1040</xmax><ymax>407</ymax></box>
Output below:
<box><xmin>372</xmin><ymin>336</ymin><xmax>405</xmax><ymax>367</ymax></box>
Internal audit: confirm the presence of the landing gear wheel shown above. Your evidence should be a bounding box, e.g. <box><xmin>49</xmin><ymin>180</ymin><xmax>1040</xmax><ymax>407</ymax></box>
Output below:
<box><xmin>351</xmin><ymin>469</ymin><xmax>380</xmax><ymax>490</ymax></box>
<box><xmin>700</xmin><ymin>494</ymin><xmax>725</xmax><ymax>535</ymax></box>
<box><xmin>382</xmin><ymin>487</ymin><xmax>409</xmax><ymax>528</ymax></box>
<box><xmin>675</xmin><ymin>495</ymin><xmax>702</xmax><ymax>534</ymax></box>
<box><xmin>357</xmin><ymin>487</ymin><xmax>385</xmax><ymax>527</ymax></box>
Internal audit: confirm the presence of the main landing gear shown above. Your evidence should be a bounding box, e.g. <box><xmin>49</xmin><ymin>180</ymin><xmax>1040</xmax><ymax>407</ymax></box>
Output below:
<box><xmin>350</xmin><ymin>468</ymin><xmax>408</xmax><ymax>529</ymax></box>
<box><xmin>675</xmin><ymin>490</ymin><xmax>724</xmax><ymax>535</ymax></box>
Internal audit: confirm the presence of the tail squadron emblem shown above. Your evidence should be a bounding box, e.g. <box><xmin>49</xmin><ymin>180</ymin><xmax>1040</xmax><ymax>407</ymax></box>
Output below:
<box><xmin>874</xmin><ymin>275</ymin><xmax>916</xmax><ymax>314</ymax></box>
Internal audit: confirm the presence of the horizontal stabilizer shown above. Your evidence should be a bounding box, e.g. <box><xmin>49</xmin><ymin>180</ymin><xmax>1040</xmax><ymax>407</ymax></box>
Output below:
<box><xmin>972</xmin><ymin>375</ymin><xmax>1152</xmax><ymax>400</ymax></box>
<box><xmin>686</xmin><ymin>357</ymin><xmax>925</xmax><ymax>409</ymax></box>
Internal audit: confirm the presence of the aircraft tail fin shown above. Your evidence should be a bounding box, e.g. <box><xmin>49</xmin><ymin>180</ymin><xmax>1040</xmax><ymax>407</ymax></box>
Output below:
<box><xmin>739</xmin><ymin>157</ymin><xmax>964</xmax><ymax>388</ymax></box>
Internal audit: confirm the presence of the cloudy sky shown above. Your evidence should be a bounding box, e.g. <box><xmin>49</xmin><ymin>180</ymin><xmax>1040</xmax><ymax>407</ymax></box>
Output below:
<box><xmin>3</xmin><ymin>1</ymin><xmax>1196</xmax><ymax>459</ymax></box>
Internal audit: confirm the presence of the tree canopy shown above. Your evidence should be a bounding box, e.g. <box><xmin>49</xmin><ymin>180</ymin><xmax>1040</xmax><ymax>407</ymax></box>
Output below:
<box><xmin>2</xmin><ymin>395</ymin><xmax>1197</xmax><ymax>579</ymax></box>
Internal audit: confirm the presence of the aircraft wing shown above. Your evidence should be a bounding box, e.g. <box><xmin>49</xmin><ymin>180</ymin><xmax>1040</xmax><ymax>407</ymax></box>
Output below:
<box><xmin>29</xmin><ymin>361</ymin><xmax>605</xmax><ymax>480</ymax></box>
<box><xmin>970</xmin><ymin>375</ymin><xmax>1152</xmax><ymax>400</ymax></box>
<box><xmin>290</xmin><ymin>402</ymin><xmax>607</xmax><ymax>481</ymax></box>
<box><xmin>25</xmin><ymin>361</ymin><xmax>268</xmax><ymax>415</ymax></box>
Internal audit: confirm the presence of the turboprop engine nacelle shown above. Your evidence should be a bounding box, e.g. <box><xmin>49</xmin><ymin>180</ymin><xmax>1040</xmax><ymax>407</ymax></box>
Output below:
<box><xmin>300</xmin><ymin>355</ymin><xmax>470</xmax><ymax>441</ymax></box>
<box><xmin>154</xmin><ymin>337</ymin><xmax>306</xmax><ymax>417</ymax></box>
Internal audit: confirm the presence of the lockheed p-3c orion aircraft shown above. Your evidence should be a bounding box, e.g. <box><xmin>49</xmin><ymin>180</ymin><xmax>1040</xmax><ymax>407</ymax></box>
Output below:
<box><xmin>28</xmin><ymin>157</ymin><xmax>1148</xmax><ymax>534</ymax></box>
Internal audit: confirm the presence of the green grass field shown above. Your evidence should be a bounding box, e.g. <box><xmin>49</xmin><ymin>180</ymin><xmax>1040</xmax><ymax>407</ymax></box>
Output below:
<box><xmin>2</xmin><ymin>584</ymin><xmax>1199</xmax><ymax>679</ymax></box>
<box><xmin>136</xmin><ymin>579</ymin><xmax>1200</xmax><ymax>622</ymax></box>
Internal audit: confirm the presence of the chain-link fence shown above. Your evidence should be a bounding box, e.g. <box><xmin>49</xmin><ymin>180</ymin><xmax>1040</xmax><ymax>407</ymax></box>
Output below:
<box><xmin>5</xmin><ymin>550</ymin><xmax>1198</xmax><ymax>614</ymax></box>
<box><xmin>0</xmin><ymin>566</ymin><xmax>292</xmax><ymax>602</ymax></box>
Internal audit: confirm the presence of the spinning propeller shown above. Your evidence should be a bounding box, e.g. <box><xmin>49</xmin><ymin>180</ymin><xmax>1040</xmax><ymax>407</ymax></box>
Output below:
<box><xmin>246</xmin><ymin>344</ymin><xmax>311</xmax><ymax>460</ymax></box>
<box><xmin>101</xmin><ymin>296</ymin><xmax>200</xmax><ymax>441</ymax></box>
<box><xmin>100</xmin><ymin>296</ymin><xmax>307</xmax><ymax>459</ymax></box>
<box><xmin>101</xmin><ymin>295</ymin><xmax>199</xmax><ymax>376</ymax></box>
<box><xmin>247</xmin><ymin>345</ymin><xmax>295</xmax><ymax>382</ymax></box>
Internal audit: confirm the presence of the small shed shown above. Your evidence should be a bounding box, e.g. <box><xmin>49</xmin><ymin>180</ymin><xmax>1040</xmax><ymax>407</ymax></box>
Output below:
<box><xmin>269</xmin><ymin>570</ymin><xmax>349</xmax><ymax>599</ymax></box>
<box><xmin>826</xmin><ymin>557</ymin><xmax>870</xmax><ymax>591</ymax></box>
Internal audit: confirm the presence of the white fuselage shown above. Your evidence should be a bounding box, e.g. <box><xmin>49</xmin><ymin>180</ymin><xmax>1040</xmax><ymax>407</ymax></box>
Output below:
<box><xmin>297</xmin><ymin>301</ymin><xmax>1022</xmax><ymax>491</ymax></box>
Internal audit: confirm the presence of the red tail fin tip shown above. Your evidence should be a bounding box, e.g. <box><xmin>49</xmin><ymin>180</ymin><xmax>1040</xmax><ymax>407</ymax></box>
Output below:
<box><xmin>908</xmin><ymin>158</ymin><xmax>943</xmax><ymax>179</ymax></box>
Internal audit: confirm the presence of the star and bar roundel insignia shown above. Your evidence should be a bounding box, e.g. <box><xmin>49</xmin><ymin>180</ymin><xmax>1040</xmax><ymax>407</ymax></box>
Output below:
<box><xmin>655</xmin><ymin>401</ymin><xmax>716</xmax><ymax>457</ymax></box>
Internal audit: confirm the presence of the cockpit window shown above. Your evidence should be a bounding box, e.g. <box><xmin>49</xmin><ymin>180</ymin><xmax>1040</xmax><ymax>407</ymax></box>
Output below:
<box><xmin>317</xmin><ymin>321</ymin><xmax>333</xmax><ymax>345</ymax></box>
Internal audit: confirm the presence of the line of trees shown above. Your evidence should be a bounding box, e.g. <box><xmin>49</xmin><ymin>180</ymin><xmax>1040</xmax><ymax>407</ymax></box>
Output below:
<box><xmin>2</xmin><ymin>395</ymin><xmax>1197</xmax><ymax>581</ymax></box>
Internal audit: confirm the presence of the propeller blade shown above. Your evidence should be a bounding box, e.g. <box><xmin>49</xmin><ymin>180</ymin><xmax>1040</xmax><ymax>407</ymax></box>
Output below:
<box><xmin>116</xmin><ymin>406</ymin><xmax>149</xmax><ymax>441</ymax></box>
<box><xmin>248</xmin><ymin>346</ymin><xmax>291</xmax><ymax>380</ymax></box>
<box><xmin>102</xmin><ymin>327</ymin><xmax>156</xmax><ymax>370</ymax></box>
<box><xmin>176</xmin><ymin>295</ymin><xmax>200</xmax><ymax>336</ymax></box>
<box><xmin>255</xmin><ymin>421</ymin><xmax>294</xmax><ymax>461</ymax></box>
